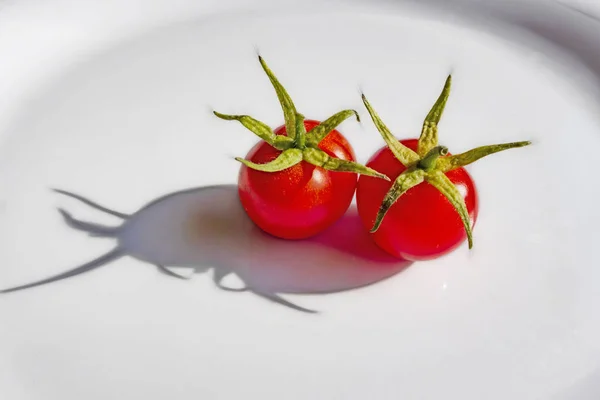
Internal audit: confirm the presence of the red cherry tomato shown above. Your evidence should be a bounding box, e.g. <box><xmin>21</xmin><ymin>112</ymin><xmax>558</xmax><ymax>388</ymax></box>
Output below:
<box><xmin>238</xmin><ymin>119</ymin><xmax>359</xmax><ymax>240</ymax></box>
<box><xmin>356</xmin><ymin>138</ymin><xmax>479</xmax><ymax>260</ymax></box>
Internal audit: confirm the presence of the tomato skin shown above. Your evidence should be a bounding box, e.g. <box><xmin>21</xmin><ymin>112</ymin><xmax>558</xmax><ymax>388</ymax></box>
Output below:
<box><xmin>356</xmin><ymin>139</ymin><xmax>479</xmax><ymax>260</ymax></box>
<box><xmin>238</xmin><ymin>120</ymin><xmax>358</xmax><ymax>240</ymax></box>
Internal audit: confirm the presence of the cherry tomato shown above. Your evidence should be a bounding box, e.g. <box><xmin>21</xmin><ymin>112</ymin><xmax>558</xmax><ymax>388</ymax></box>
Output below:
<box><xmin>357</xmin><ymin>138</ymin><xmax>478</xmax><ymax>260</ymax></box>
<box><xmin>214</xmin><ymin>56</ymin><xmax>388</xmax><ymax>239</ymax></box>
<box><xmin>358</xmin><ymin>75</ymin><xmax>530</xmax><ymax>260</ymax></box>
<box><xmin>238</xmin><ymin>120</ymin><xmax>363</xmax><ymax>239</ymax></box>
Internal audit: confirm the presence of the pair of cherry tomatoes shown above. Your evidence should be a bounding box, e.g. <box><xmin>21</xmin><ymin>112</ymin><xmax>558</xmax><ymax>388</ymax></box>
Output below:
<box><xmin>214</xmin><ymin>57</ymin><xmax>530</xmax><ymax>261</ymax></box>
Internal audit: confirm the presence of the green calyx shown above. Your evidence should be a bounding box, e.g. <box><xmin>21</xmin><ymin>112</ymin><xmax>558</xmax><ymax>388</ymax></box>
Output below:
<box><xmin>362</xmin><ymin>75</ymin><xmax>531</xmax><ymax>249</ymax></box>
<box><xmin>213</xmin><ymin>56</ymin><xmax>389</xmax><ymax>181</ymax></box>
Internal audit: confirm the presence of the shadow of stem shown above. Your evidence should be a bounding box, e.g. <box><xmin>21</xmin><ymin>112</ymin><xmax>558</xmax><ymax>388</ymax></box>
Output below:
<box><xmin>1</xmin><ymin>185</ymin><xmax>411</xmax><ymax>313</ymax></box>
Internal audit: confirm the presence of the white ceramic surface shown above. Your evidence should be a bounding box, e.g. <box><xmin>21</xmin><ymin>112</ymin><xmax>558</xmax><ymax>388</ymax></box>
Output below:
<box><xmin>1</xmin><ymin>1</ymin><xmax>600</xmax><ymax>399</ymax></box>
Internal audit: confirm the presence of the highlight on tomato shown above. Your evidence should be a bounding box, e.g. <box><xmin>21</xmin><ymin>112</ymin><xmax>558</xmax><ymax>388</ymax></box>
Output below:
<box><xmin>213</xmin><ymin>56</ymin><xmax>389</xmax><ymax>240</ymax></box>
<box><xmin>357</xmin><ymin>75</ymin><xmax>531</xmax><ymax>260</ymax></box>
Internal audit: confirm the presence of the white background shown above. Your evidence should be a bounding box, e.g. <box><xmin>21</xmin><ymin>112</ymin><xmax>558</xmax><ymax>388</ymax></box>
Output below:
<box><xmin>2</xmin><ymin>1</ymin><xmax>600</xmax><ymax>399</ymax></box>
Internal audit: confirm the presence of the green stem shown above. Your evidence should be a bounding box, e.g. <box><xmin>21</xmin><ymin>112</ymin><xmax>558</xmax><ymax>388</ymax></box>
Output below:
<box><xmin>417</xmin><ymin>74</ymin><xmax>452</xmax><ymax>157</ymax></box>
<box><xmin>436</xmin><ymin>141</ymin><xmax>531</xmax><ymax>173</ymax></box>
<box><xmin>418</xmin><ymin>145</ymin><xmax>448</xmax><ymax>170</ymax></box>
<box><xmin>361</xmin><ymin>93</ymin><xmax>420</xmax><ymax>167</ymax></box>
<box><xmin>307</xmin><ymin>109</ymin><xmax>360</xmax><ymax>146</ymax></box>
<box><xmin>294</xmin><ymin>113</ymin><xmax>306</xmax><ymax>149</ymax></box>
<box><xmin>258</xmin><ymin>56</ymin><xmax>297</xmax><ymax>140</ymax></box>
<box><xmin>213</xmin><ymin>55</ymin><xmax>391</xmax><ymax>181</ymax></box>
<box><xmin>371</xmin><ymin>169</ymin><xmax>425</xmax><ymax>232</ymax></box>
<box><xmin>302</xmin><ymin>147</ymin><xmax>390</xmax><ymax>180</ymax></box>
<box><xmin>425</xmin><ymin>170</ymin><xmax>474</xmax><ymax>249</ymax></box>
<box><xmin>236</xmin><ymin>148</ymin><xmax>303</xmax><ymax>172</ymax></box>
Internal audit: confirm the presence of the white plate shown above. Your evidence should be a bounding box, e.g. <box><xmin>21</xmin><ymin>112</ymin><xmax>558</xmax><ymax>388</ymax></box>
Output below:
<box><xmin>1</xmin><ymin>1</ymin><xmax>600</xmax><ymax>399</ymax></box>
